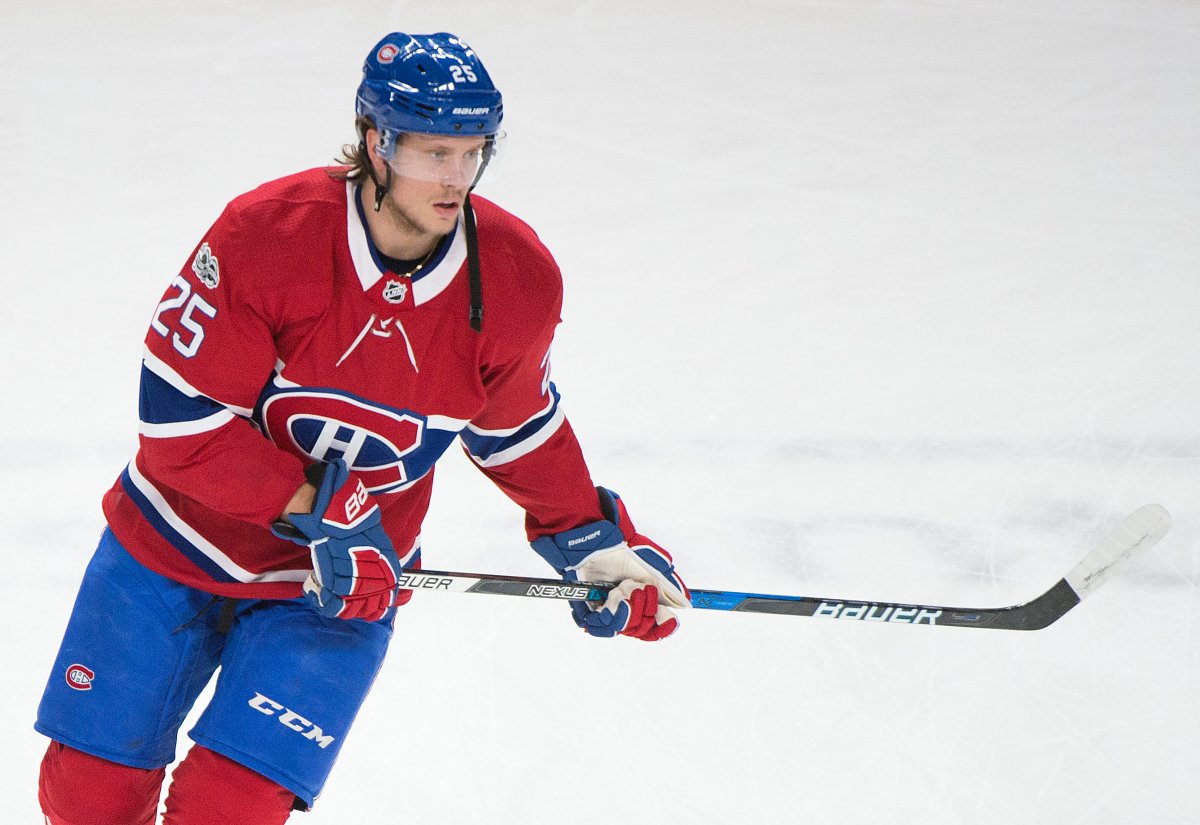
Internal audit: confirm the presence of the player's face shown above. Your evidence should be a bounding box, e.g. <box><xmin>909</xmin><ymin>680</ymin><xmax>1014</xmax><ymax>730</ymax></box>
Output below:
<box><xmin>385</xmin><ymin>134</ymin><xmax>487</xmax><ymax>233</ymax></box>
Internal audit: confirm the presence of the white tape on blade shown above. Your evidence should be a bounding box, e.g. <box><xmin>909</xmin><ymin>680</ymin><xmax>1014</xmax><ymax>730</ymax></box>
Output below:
<box><xmin>1064</xmin><ymin>503</ymin><xmax>1170</xmax><ymax>600</ymax></box>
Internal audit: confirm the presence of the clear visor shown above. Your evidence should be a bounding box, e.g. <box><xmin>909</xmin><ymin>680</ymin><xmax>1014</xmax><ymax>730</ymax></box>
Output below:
<box><xmin>386</xmin><ymin>131</ymin><xmax>506</xmax><ymax>188</ymax></box>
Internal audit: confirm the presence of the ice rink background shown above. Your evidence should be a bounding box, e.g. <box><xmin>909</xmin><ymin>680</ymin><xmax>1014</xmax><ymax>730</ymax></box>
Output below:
<box><xmin>2</xmin><ymin>1</ymin><xmax>1198</xmax><ymax>822</ymax></box>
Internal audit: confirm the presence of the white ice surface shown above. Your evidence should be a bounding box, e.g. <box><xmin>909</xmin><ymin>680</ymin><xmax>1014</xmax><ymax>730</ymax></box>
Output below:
<box><xmin>2</xmin><ymin>1</ymin><xmax>1199</xmax><ymax>822</ymax></box>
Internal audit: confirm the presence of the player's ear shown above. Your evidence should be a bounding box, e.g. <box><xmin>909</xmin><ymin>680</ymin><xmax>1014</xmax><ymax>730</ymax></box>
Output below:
<box><xmin>365</xmin><ymin>128</ymin><xmax>388</xmax><ymax>176</ymax></box>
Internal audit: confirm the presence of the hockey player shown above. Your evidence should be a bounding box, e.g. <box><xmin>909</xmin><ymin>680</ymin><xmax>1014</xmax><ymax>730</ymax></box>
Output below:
<box><xmin>35</xmin><ymin>32</ymin><xmax>689</xmax><ymax>825</ymax></box>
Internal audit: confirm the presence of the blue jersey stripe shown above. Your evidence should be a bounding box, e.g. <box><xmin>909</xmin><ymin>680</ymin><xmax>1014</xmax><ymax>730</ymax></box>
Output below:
<box><xmin>461</xmin><ymin>385</ymin><xmax>561</xmax><ymax>462</ymax></box>
<box><xmin>119</xmin><ymin>467</ymin><xmax>241</xmax><ymax>583</ymax></box>
<box><xmin>139</xmin><ymin>363</ymin><xmax>228</xmax><ymax>425</ymax></box>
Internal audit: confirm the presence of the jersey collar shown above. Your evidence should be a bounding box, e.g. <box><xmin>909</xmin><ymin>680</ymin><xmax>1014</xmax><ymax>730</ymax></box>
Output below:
<box><xmin>346</xmin><ymin>182</ymin><xmax>467</xmax><ymax>306</ymax></box>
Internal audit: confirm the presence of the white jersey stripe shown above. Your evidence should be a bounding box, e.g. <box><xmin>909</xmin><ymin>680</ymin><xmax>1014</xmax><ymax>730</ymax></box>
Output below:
<box><xmin>139</xmin><ymin>410</ymin><xmax>236</xmax><ymax>438</ymax></box>
<box><xmin>126</xmin><ymin>460</ymin><xmax>310</xmax><ymax>585</ymax></box>
<box><xmin>464</xmin><ymin>392</ymin><xmax>557</xmax><ymax>438</ymax></box>
<box><xmin>467</xmin><ymin>405</ymin><xmax>566</xmax><ymax>468</ymax></box>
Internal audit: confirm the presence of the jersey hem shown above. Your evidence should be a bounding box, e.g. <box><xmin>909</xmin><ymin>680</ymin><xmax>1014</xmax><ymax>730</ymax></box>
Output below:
<box><xmin>117</xmin><ymin>535</ymin><xmax>309</xmax><ymax>600</ymax></box>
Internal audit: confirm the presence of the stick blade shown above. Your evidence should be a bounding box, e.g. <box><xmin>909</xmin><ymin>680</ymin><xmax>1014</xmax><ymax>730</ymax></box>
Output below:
<box><xmin>1064</xmin><ymin>504</ymin><xmax>1170</xmax><ymax>600</ymax></box>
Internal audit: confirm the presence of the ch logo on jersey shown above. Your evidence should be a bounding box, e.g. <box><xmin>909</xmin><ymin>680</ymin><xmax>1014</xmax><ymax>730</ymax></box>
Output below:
<box><xmin>66</xmin><ymin>664</ymin><xmax>95</xmax><ymax>691</ymax></box>
<box><xmin>259</xmin><ymin>388</ymin><xmax>425</xmax><ymax>494</ymax></box>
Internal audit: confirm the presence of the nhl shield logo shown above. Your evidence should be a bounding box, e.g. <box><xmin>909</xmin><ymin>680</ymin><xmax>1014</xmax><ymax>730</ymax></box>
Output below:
<box><xmin>66</xmin><ymin>664</ymin><xmax>95</xmax><ymax>691</ymax></box>
<box><xmin>382</xmin><ymin>279</ymin><xmax>408</xmax><ymax>304</ymax></box>
<box><xmin>192</xmin><ymin>242</ymin><xmax>220</xmax><ymax>288</ymax></box>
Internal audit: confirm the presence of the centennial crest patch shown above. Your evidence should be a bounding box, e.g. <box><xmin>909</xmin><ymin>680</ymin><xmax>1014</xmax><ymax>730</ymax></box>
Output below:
<box><xmin>192</xmin><ymin>242</ymin><xmax>220</xmax><ymax>288</ymax></box>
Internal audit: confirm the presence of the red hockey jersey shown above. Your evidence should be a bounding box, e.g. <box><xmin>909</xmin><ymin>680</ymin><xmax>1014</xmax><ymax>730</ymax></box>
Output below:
<box><xmin>102</xmin><ymin>168</ymin><xmax>603</xmax><ymax>600</ymax></box>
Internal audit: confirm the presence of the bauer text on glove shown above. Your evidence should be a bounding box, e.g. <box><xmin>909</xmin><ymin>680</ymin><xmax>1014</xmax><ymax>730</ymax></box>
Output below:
<box><xmin>530</xmin><ymin>487</ymin><xmax>689</xmax><ymax>641</ymax></box>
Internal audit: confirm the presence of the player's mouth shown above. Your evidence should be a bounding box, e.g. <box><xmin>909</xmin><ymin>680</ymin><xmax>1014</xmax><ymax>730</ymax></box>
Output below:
<box><xmin>432</xmin><ymin>200</ymin><xmax>460</xmax><ymax>218</ymax></box>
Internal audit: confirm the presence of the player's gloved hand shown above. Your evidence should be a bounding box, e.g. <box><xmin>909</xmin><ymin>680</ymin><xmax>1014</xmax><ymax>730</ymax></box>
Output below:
<box><xmin>272</xmin><ymin>459</ymin><xmax>400</xmax><ymax>622</ymax></box>
<box><xmin>531</xmin><ymin>487</ymin><xmax>689</xmax><ymax>641</ymax></box>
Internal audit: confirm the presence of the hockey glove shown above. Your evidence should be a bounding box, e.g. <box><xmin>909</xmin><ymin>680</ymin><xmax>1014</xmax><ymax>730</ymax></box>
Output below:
<box><xmin>272</xmin><ymin>459</ymin><xmax>401</xmax><ymax>622</ymax></box>
<box><xmin>531</xmin><ymin>488</ymin><xmax>689</xmax><ymax>641</ymax></box>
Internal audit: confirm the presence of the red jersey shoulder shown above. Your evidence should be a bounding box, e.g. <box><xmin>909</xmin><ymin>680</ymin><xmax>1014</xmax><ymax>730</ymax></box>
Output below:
<box><xmin>177</xmin><ymin>168</ymin><xmax>347</xmax><ymax>325</ymax></box>
<box><xmin>469</xmin><ymin>195</ymin><xmax>564</xmax><ymax>346</ymax></box>
<box><xmin>228</xmin><ymin>167</ymin><xmax>347</xmax><ymax>215</ymax></box>
<box><xmin>469</xmin><ymin>195</ymin><xmax>561</xmax><ymax>288</ymax></box>
<box><xmin>204</xmin><ymin>168</ymin><xmax>348</xmax><ymax>289</ymax></box>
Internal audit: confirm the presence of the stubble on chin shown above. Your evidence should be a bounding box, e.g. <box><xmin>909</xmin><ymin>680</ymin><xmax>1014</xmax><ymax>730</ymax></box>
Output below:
<box><xmin>383</xmin><ymin>192</ymin><xmax>439</xmax><ymax>245</ymax></box>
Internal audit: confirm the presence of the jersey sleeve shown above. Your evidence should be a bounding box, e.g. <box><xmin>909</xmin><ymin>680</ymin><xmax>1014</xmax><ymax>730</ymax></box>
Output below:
<box><xmin>135</xmin><ymin>201</ymin><xmax>307</xmax><ymax>526</ymax></box>
<box><xmin>459</xmin><ymin>238</ymin><xmax>603</xmax><ymax>538</ymax></box>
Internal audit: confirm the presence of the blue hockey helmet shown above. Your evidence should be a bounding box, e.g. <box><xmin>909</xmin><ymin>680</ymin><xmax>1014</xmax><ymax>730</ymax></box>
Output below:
<box><xmin>356</xmin><ymin>32</ymin><xmax>504</xmax><ymax>160</ymax></box>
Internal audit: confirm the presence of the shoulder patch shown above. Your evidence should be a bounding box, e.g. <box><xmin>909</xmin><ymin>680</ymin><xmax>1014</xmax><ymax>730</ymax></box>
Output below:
<box><xmin>192</xmin><ymin>242</ymin><xmax>220</xmax><ymax>288</ymax></box>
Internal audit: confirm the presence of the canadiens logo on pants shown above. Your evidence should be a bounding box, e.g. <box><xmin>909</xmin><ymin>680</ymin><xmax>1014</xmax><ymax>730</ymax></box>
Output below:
<box><xmin>65</xmin><ymin>664</ymin><xmax>95</xmax><ymax>690</ymax></box>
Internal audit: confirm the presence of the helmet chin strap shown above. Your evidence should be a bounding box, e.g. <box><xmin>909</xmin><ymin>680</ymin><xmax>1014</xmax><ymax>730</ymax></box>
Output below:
<box><xmin>467</xmin><ymin>135</ymin><xmax>496</xmax><ymax>192</ymax></box>
<box><xmin>373</xmin><ymin>163</ymin><xmax>392</xmax><ymax>212</ymax></box>
<box><xmin>462</xmin><ymin>135</ymin><xmax>495</xmax><ymax>332</ymax></box>
<box><xmin>362</xmin><ymin>138</ymin><xmax>393</xmax><ymax>212</ymax></box>
<box><xmin>463</xmin><ymin>193</ymin><xmax>483</xmax><ymax>332</ymax></box>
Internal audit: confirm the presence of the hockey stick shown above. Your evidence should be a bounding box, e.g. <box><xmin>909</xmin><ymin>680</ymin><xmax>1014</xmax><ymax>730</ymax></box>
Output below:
<box><xmin>401</xmin><ymin>504</ymin><xmax>1169</xmax><ymax>631</ymax></box>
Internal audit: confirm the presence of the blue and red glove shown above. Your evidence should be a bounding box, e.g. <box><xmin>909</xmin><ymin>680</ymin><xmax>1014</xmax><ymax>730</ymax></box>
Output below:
<box><xmin>273</xmin><ymin>459</ymin><xmax>401</xmax><ymax>622</ymax></box>
<box><xmin>531</xmin><ymin>488</ymin><xmax>689</xmax><ymax>641</ymax></box>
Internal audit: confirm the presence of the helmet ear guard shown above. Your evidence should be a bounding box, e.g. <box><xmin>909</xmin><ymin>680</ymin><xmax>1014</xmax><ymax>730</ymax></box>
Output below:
<box><xmin>372</xmin><ymin>127</ymin><xmax>397</xmax><ymax>163</ymax></box>
<box><xmin>353</xmin><ymin>123</ymin><xmax>393</xmax><ymax>211</ymax></box>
